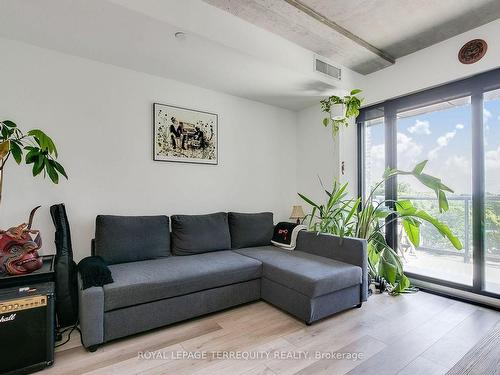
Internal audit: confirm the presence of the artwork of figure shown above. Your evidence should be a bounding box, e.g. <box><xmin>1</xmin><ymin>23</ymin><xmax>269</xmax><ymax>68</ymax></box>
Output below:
<box><xmin>154</xmin><ymin>104</ymin><xmax>218</xmax><ymax>165</ymax></box>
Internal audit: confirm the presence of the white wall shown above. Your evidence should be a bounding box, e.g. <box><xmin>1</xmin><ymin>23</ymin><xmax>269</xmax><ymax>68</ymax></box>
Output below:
<box><xmin>296</xmin><ymin>104</ymin><xmax>357</xmax><ymax>207</ymax></box>
<box><xmin>296</xmin><ymin>104</ymin><xmax>338</xmax><ymax>205</ymax></box>
<box><xmin>0</xmin><ymin>38</ymin><xmax>297</xmax><ymax>261</ymax></box>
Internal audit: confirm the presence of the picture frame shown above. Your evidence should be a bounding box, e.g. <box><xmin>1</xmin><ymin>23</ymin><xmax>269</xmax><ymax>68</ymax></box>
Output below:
<box><xmin>153</xmin><ymin>103</ymin><xmax>218</xmax><ymax>165</ymax></box>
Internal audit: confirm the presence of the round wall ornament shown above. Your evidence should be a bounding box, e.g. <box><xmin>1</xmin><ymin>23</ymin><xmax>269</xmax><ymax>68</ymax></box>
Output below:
<box><xmin>458</xmin><ymin>39</ymin><xmax>487</xmax><ymax>64</ymax></box>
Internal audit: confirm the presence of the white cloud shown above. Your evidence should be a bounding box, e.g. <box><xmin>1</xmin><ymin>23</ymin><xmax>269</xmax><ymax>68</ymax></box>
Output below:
<box><xmin>427</xmin><ymin>149</ymin><xmax>439</xmax><ymax>160</ymax></box>
<box><xmin>366</xmin><ymin>143</ymin><xmax>386</xmax><ymax>183</ymax></box>
<box><xmin>370</xmin><ymin>143</ymin><xmax>385</xmax><ymax>160</ymax></box>
<box><xmin>484</xmin><ymin>108</ymin><xmax>492</xmax><ymax>123</ymax></box>
<box><xmin>486</xmin><ymin>146</ymin><xmax>500</xmax><ymax>170</ymax></box>
<box><xmin>485</xmin><ymin>146</ymin><xmax>500</xmax><ymax>193</ymax></box>
<box><xmin>408</xmin><ymin>119</ymin><xmax>431</xmax><ymax>135</ymax></box>
<box><xmin>397</xmin><ymin>133</ymin><xmax>422</xmax><ymax>167</ymax></box>
<box><xmin>441</xmin><ymin>155</ymin><xmax>471</xmax><ymax>194</ymax></box>
<box><xmin>437</xmin><ymin>131</ymin><xmax>456</xmax><ymax>146</ymax></box>
<box><xmin>455</xmin><ymin>123</ymin><xmax>464</xmax><ymax>130</ymax></box>
<box><xmin>428</xmin><ymin>131</ymin><xmax>456</xmax><ymax>160</ymax></box>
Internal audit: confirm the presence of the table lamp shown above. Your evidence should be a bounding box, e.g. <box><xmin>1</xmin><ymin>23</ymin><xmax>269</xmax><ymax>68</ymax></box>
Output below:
<box><xmin>289</xmin><ymin>205</ymin><xmax>306</xmax><ymax>224</ymax></box>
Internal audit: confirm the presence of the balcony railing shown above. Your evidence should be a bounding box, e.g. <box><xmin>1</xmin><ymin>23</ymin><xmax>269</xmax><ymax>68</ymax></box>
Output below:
<box><xmin>389</xmin><ymin>195</ymin><xmax>500</xmax><ymax>264</ymax></box>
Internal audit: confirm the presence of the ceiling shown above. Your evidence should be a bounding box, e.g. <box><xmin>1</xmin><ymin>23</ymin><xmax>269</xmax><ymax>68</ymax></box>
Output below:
<box><xmin>0</xmin><ymin>0</ymin><xmax>360</xmax><ymax>110</ymax></box>
<box><xmin>0</xmin><ymin>1</ymin><xmax>499</xmax><ymax>110</ymax></box>
<box><xmin>205</xmin><ymin>0</ymin><xmax>500</xmax><ymax>74</ymax></box>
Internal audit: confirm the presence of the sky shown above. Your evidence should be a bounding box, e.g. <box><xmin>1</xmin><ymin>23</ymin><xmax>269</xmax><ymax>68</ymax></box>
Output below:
<box><xmin>365</xmin><ymin>93</ymin><xmax>500</xmax><ymax>196</ymax></box>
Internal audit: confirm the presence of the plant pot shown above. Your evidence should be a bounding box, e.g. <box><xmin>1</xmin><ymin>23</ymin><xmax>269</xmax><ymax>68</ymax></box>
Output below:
<box><xmin>329</xmin><ymin>103</ymin><xmax>345</xmax><ymax>121</ymax></box>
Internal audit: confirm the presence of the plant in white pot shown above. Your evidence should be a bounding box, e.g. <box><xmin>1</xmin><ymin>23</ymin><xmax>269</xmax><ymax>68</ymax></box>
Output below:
<box><xmin>320</xmin><ymin>89</ymin><xmax>363</xmax><ymax>136</ymax></box>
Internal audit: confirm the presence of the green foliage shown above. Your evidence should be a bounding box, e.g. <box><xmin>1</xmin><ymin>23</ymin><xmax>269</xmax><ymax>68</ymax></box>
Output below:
<box><xmin>320</xmin><ymin>89</ymin><xmax>363</xmax><ymax>137</ymax></box>
<box><xmin>299</xmin><ymin>160</ymin><xmax>462</xmax><ymax>295</ymax></box>
<box><xmin>0</xmin><ymin>120</ymin><xmax>67</xmax><ymax>189</ymax></box>
<box><xmin>387</xmin><ymin>160</ymin><xmax>453</xmax><ymax>213</ymax></box>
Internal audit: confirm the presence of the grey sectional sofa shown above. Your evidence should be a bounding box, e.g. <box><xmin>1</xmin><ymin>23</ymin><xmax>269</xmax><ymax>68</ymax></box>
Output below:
<box><xmin>78</xmin><ymin>212</ymin><xmax>367</xmax><ymax>351</ymax></box>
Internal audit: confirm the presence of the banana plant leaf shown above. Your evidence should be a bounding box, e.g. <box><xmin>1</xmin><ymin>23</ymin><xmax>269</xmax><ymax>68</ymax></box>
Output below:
<box><xmin>396</xmin><ymin>200</ymin><xmax>463</xmax><ymax>250</ymax></box>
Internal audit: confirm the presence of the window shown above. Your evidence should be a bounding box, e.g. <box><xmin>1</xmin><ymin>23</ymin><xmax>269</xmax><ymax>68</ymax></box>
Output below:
<box><xmin>363</xmin><ymin>117</ymin><xmax>385</xmax><ymax>201</ymax></box>
<box><xmin>358</xmin><ymin>68</ymin><xmax>500</xmax><ymax>299</ymax></box>
<box><xmin>397</xmin><ymin>98</ymin><xmax>473</xmax><ymax>285</ymax></box>
<box><xmin>484</xmin><ymin>89</ymin><xmax>500</xmax><ymax>294</ymax></box>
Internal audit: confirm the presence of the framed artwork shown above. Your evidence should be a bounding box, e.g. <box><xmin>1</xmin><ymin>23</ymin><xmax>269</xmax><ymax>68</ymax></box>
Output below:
<box><xmin>153</xmin><ymin>103</ymin><xmax>218</xmax><ymax>165</ymax></box>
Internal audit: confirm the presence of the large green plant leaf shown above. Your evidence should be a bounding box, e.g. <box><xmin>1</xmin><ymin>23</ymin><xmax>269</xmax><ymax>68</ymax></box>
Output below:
<box><xmin>401</xmin><ymin>216</ymin><xmax>421</xmax><ymax>248</ymax></box>
<box><xmin>28</xmin><ymin>129</ymin><xmax>58</xmax><ymax>157</ymax></box>
<box><xmin>2</xmin><ymin>120</ymin><xmax>17</xmax><ymax>128</ymax></box>
<box><xmin>45</xmin><ymin>160</ymin><xmax>59</xmax><ymax>183</ymax></box>
<box><xmin>9</xmin><ymin>140</ymin><xmax>22</xmax><ymax>164</ymax></box>
<box><xmin>378</xmin><ymin>258</ymin><xmax>397</xmax><ymax>284</ymax></box>
<box><xmin>367</xmin><ymin>243</ymin><xmax>380</xmax><ymax>270</ymax></box>
<box><xmin>32</xmin><ymin>155</ymin><xmax>45</xmax><ymax>176</ymax></box>
<box><xmin>298</xmin><ymin>193</ymin><xmax>321</xmax><ymax>210</ymax></box>
<box><xmin>396</xmin><ymin>200</ymin><xmax>463</xmax><ymax>250</ymax></box>
<box><xmin>395</xmin><ymin>161</ymin><xmax>453</xmax><ymax>213</ymax></box>
<box><xmin>392</xmin><ymin>274</ymin><xmax>411</xmax><ymax>294</ymax></box>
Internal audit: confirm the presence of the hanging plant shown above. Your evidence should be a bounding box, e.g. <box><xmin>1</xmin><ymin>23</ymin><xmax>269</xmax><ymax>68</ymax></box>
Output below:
<box><xmin>320</xmin><ymin>89</ymin><xmax>363</xmax><ymax>136</ymax></box>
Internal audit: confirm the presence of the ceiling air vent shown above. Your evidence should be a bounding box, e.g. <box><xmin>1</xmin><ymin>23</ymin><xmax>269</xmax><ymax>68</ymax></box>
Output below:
<box><xmin>315</xmin><ymin>58</ymin><xmax>341</xmax><ymax>80</ymax></box>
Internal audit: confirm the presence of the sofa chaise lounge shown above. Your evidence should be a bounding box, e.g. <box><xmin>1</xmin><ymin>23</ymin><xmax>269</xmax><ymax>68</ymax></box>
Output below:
<box><xmin>78</xmin><ymin>212</ymin><xmax>368</xmax><ymax>351</ymax></box>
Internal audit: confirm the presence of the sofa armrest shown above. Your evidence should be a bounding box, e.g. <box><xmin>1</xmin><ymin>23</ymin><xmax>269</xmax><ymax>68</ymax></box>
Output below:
<box><xmin>78</xmin><ymin>272</ymin><xmax>105</xmax><ymax>348</ymax></box>
<box><xmin>295</xmin><ymin>231</ymin><xmax>368</xmax><ymax>302</ymax></box>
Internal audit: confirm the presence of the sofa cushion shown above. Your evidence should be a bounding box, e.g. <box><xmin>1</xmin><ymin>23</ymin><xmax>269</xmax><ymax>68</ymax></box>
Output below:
<box><xmin>95</xmin><ymin>215</ymin><xmax>170</xmax><ymax>265</ymax></box>
<box><xmin>234</xmin><ymin>246</ymin><xmax>361</xmax><ymax>298</ymax></box>
<box><xmin>228</xmin><ymin>212</ymin><xmax>274</xmax><ymax>249</ymax></box>
<box><xmin>171</xmin><ymin>212</ymin><xmax>231</xmax><ymax>255</ymax></box>
<box><xmin>103</xmin><ymin>251</ymin><xmax>262</xmax><ymax>311</ymax></box>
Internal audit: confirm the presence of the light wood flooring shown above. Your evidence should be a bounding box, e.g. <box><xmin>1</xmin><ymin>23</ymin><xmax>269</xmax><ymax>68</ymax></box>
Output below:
<box><xmin>46</xmin><ymin>292</ymin><xmax>500</xmax><ymax>375</ymax></box>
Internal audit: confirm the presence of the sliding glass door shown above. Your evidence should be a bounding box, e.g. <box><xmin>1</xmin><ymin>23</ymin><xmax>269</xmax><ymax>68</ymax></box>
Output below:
<box><xmin>362</xmin><ymin>117</ymin><xmax>385</xmax><ymax>202</ymax></box>
<box><xmin>484</xmin><ymin>89</ymin><xmax>500</xmax><ymax>294</ymax></box>
<box><xmin>396</xmin><ymin>98</ymin><xmax>473</xmax><ymax>285</ymax></box>
<box><xmin>358</xmin><ymin>68</ymin><xmax>500</xmax><ymax>298</ymax></box>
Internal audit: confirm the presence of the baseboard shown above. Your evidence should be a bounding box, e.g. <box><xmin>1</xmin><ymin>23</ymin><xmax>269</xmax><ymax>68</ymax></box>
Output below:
<box><xmin>411</xmin><ymin>278</ymin><xmax>500</xmax><ymax>310</ymax></box>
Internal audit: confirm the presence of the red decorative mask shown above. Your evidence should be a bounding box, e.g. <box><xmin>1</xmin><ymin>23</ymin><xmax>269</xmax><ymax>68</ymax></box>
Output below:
<box><xmin>0</xmin><ymin>206</ymin><xmax>43</xmax><ymax>276</ymax></box>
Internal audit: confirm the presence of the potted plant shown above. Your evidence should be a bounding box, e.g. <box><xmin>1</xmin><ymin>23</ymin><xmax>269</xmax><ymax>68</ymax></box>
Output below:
<box><xmin>0</xmin><ymin>119</ymin><xmax>67</xmax><ymax>205</ymax></box>
<box><xmin>320</xmin><ymin>89</ymin><xmax>363</xmax><ymax>136</ymax></box>
<box><xmin>0</xmin><ymin>119</ymin><xmax>67</xmax><ymax>275</ymax></box>
<box><xmin>298</xmin><ymin>161</ymin><xmax>462</xmax><ymax>294</ymax></box>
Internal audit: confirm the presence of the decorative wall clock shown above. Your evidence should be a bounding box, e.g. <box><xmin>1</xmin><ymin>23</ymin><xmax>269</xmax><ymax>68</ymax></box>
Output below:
<box><xmin>458</xmin><ymin>39</ymin><xmax>487</xmax><ymax>64</ymax></box>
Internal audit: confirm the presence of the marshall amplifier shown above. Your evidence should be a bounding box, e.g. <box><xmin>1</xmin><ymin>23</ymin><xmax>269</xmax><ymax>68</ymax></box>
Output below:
<box><xmin>0</xmin><ymin>282</ymin><xmax>55</xmax><ymax>375</ymax></box>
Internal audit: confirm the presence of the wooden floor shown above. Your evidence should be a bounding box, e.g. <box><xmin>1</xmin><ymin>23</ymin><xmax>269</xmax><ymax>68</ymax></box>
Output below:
<box><xmin>46</xmin><ymin>292</ymin><xmax>500</xmax><ymax>375</ymax></box>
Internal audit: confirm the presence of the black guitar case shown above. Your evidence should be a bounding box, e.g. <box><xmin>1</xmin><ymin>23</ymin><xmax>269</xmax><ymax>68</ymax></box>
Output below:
<box><xmin>50</xmin><ymin>204</ymin><xmax>79</xmax><ymax>328</ymax></box>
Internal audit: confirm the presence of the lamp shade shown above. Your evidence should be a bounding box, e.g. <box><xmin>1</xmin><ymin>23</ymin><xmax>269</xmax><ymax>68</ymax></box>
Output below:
<box><xmin>289</xmin><ymin>205</ymin><xmax>306</xmax><ymax>220</ymax></box>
